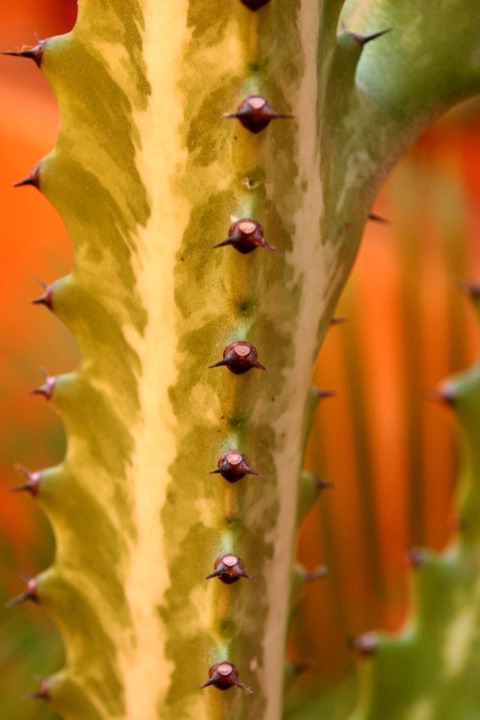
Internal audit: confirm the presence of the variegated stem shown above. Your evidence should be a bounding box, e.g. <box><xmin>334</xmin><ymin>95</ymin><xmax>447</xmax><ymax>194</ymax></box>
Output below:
<box><xmin>13</xmin><ymin>1</ymin><xmax>480</xmax><ymax>719</ymax></box>
<box><xmin>32</xmin><ymin>4</ymin><xmax>346</xmax><ymax>718</ymax></box>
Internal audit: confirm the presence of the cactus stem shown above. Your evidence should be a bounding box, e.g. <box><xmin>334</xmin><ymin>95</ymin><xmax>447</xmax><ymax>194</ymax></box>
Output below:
<box><xmin>10</xmin><ymin>464</ymin><xmax>42</xmax><ymax>496</ymax></box>
<box><xmin>5</xmin><ymin>575</ymin><xmax>38</xmax><ymax>608</ymax></box>
<box><xmin>13</xmin><ymin>164</ymin><xmax>41</xmax><ymax>190</ymax></box>
<box><xmin>206</xmin><ymin>554</ymin><xmax>259</xmax><ymax>584</ymax></box>
<box><xmin>2</xmin><ymin>39</ymin><xmax>45</xmax><ymax>68</ymax></box>
<box><xmin>210</xmin><ymin>451</ymin><xmax>261</xmax><ymax>482</ymax></box>
<box><xmin>208</xmin><ymin>342</ymin><xmax>269</xmax><ymax>374</ymax></box>
<box><xmin>32</xmin><ymin>279</ymin><xmax>53</xmax><ymax>310</ymax></box>
<box><xmin>200</xmin><ymin>663</ymin><xmax>253</xmax><ymax>694</ymax></box>
<box><xmin>30</xmin><ymin>368</ymin><xmax>57</xmax><ymax>400</ymax></box>
<box><xmin>224</xmin><ymin>96</ymin><xmax>294</xmax><ymax>134</ymax></box>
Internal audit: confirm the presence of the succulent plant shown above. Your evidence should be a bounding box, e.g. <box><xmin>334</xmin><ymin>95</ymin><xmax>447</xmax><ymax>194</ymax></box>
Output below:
<box><xmin>4</xmin><ymin>1</ymin><xmax>480</xmax><ymax>719</ymax></box>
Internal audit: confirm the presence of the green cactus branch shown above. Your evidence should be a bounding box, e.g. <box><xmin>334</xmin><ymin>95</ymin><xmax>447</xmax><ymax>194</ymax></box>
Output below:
<box><xmin>6</xmin><ymin>1</ymin><xmax>480</xmax><ymax>719</ymax></box>
<box><xmin>348</xmin><ymin>288</ymin><xmax>480</xmax><ymax>720</ymax></box>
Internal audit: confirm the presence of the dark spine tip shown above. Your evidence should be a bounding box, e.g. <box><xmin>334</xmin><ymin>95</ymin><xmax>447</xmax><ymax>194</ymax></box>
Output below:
<box><xmin>202</xmin><ymin>663</ymin><xmax>252</xmax><ymax>694</ymax></box>
<box><xmin>2</xmin><ymin>39</ymin><xmax>45</xmax><ymax>68</ymax></box>
<box><xmin>239</xmin><ymin>0</ymin><xmax>271</xmax><ymax>9</ymax></box>
<box><xmin>342</xmin><ymin>26</ymin><xmax>393</xmax><ymax>47</ymax></box>
<box><xmin>25</xmin><ymin>679</ymin><xmax>50</xmax><ymax>702</ymax></box>
<box><xmin>330</xmin><ymin>316</ymin><xmax>347</xmax><ymax>325</ymax></box>
<box><xmin>6</xmin><ymin>575</ymin><xmax>38</xmax><ymax>608</ymax></box>
<box><xmin>225</xmin><ymin>96</ymin><xmax>293</xmax><ymax>134</ymax></box>
<box><xmin>32</xmin><ymin>280</ymin><xmax>53</xmax><ymax>310</ymax></box>
<box><xmin>313</xmin><ymin>388</ymin><xmax>337</xmax><ymax>400</ymax></box>
<box><xmin>13</xmin><ymin>164</ymin><xmax>41</xmax><ymax>190</ymax></box>
<box><xmin>459</xmin><ymin>279</ymin><xmax>480</xmax><ymax>302</ymax></box>
<box><xmin>368</xmin><ymin>212</ymin><xmax>390</xmax><ymax>224</ymax></box>
<box><xmin>286</xmin><ymin>660</ymin><xmax>311</xmax><ymax>678</ymax></box>
<box><xmin>427</xmin><ymin>382</ymin><xmax>457</xmax><ymax>406</ymax></box>
<box><xmin>406</xmin><ymin>548</ymin><xmax>426</xmax><ymax>569</ymax></box>
<box><xmin>304</xmin><ymin>565</ymin><xmax>328</xmax><ymax>583</ymax></box>
<box><xmin>199</xmin><ymin>678</ymin><xmax>216</xmax><ymax>690</ymax></box>
<box><xmin>212</xmin><ymin>238</ymin><xmax>235</xmax><ymax>250</ymax></box>
<box><xmin>208</xmin><ymin>358</ymin><xmax>230</xmax><ymax>369</ymax></box>
<box><xmin>315</xmin><ymin>477</ymin><xmax>333</xmax><ymax>491</ymax></box>
<box><xmin>10</xmin><ymin>465</ymin><xmax>42</xmax><ymax>497</ymax></box>
<box><xmin>351</xmin><ymin>632</ymin><xmax>379</xmax><ymax>658</ymax></box>
<box><xmin>30</xmin><ymin>368</ymin><xmax>57</xmax><ymax>400</ymax></box>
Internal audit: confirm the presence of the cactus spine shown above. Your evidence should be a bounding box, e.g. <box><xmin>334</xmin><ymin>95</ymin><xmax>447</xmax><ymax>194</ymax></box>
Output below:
<box><xmin>7</xmin><ymin>1</ymin><xmax>480</xmax><ymax>719</ymax></box>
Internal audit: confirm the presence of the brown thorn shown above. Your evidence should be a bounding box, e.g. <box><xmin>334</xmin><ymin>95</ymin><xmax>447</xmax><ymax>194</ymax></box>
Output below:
<box><xmin>201</xmin><ymin>662</ymin><xmax>252</xmax><ymax>693</ymax></box>
<box><xmin>210</xmin><ymin>451</ymin><xmax>261</xmax><ymax>483</ymax></box>
<box><xmin>205</xmin><ymin>568</ymin><xmax>223</xmax><ymax>580</ymax></box>
<box><xmin>30</xmin><ymin>368</ymin><xmax>57</xmax><ymax>400</ymax></box>
<box><xmin>342</xmin><ymin>25</ymin><xmax>393</xmax><ymax>47</ymax></box>
<box><xmin>5</xmin><ymin>591</ymin><xmax>30</xmax><ymax>608</ymax></box>
<box><xmin>231</xmin><ymin>678</ymin><xmax>253</xmax><ymax>694</ymax></box>
<box><xmin>10</xmin><ymin>465</ymin><xmax>42</xmax><ymax>497</ymax></box>
<box><xmin>368</xmin><ymin>212</ymin><xmax>390</xmax><ymax>224</ymax></box>
<box><xmin>315</xmin><ymin>477</ymin><xmax>333</xmax><ymax>491</ymax></box>
<box><xmin>213</xmin><ymin>219</ymin><xmax>278</xmax><ymax>255</ymax></box>
<box><xmin>304</xmin><ymin>565</ymin><xmax>328</xmax><ymax>583</ymax></box>
<box><xmin>287</xmin><ymin>660</ymin><xmax>312</xmax><ymax>677</ymax></box>
<box><xmin>424</xmin><ymin>383</ymin><xmax>457</xmax><ymax>407</ymax></box>
<box><xmin>312</xmin><ymin>387</ymin><xmax>337</xmax><ymax>400</ymax></box>
<box><xmin>350</xmin><ymin>632</ymin><xmax>379</xmax><ymax>658</ymax></box>
<box><xmin>206</xmin><ymin>554</ymin><xmax>258</xmax><ymax>584</ymax></box>
<box><xmin>208</xmin><ymin>358</ymin><xmax>230</xmax><ymax>369</ymax></box>
<box><xmin>199</xmin><ymin>678</ymin><xmax>217</xmax><ymax>689</ymax></box>
<box><xmin>212</xmin><ymin>237</ymin><xmax>236</xmax><ymax>249</ymax></box>
<box><xmin>209</xmin><ymin>341</ymin><xmax>269</xmax><ymax>375</ymax></box>
<box><xmin>406</xmin><ymin>547</ymin><xmax>426</xmax><ymax>569</ymax></box>
<box><xmin>13</xmin><ymin>164</ymin><xmax>41</xmax><ymax>190</ymax></box>
<box><xmin>32</xmin><ymin>279</ymin><xmax>53</xmax><ymax>310</ymax></box>
<box><xmin>458</xmin><ymin>279</ymin><xmax>480</xmax><ymax>301</ymax></box>
<box><xmin>224</xmin><ymin>95</ymin><xmax>294</xmax><ymax>134</ymax></box>
<box><xmin>5</xmin><ymin>575</ymin><xmax>38</xmax><ymax>608</ymax></box>
<box><xmin>330</xmin><ymin>316</ymin><xmax>348</xmax><ymax>325</ymax></box>
<box><xmin>24</xmin><ymin>678</ymin><xmax>50</xmax><ymax>702</ymax></box>
<box><xmin>239</xmin><ymin>0</ymin><xmax>270</xmax><ymax>10</ymax></box>
<box><xmin>2</xmin><ymin>39</ymin><xmax>45</xmax><ymax>68</ymax></box>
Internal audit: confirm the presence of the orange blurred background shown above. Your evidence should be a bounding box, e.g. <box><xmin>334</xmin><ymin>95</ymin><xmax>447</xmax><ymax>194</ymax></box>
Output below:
<box><xmin>1</xmin><ymin>3</ymin><xmax>480</xmax><ymax>717</ymax></box>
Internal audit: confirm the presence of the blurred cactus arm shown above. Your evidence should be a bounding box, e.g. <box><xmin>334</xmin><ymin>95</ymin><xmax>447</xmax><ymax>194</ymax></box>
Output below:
<box><xmin>347</xmin><ymin>290</ymin><xmax>480</xmax><ymax>720</ymax></box>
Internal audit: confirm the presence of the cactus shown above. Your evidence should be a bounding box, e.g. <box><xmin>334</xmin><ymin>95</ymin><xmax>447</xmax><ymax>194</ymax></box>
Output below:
<box><xmin>4</xmin><ymin>1</ymin><xmax>480</xmax><ymax>720</ymax></box>
<box><xmin>345</xmin><ymin>283</ymin><xmax>480</xmax><ymax>720</ymax></box>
